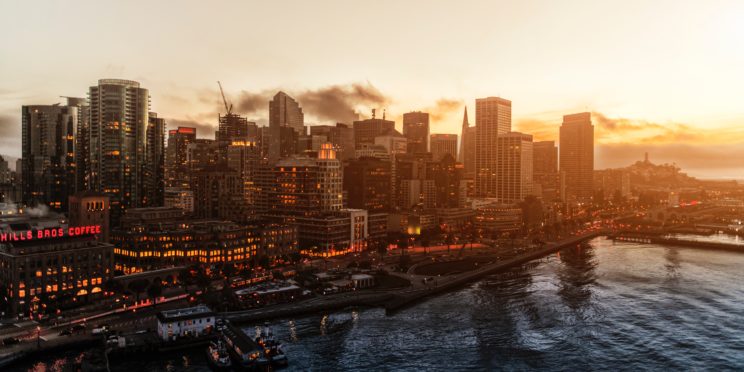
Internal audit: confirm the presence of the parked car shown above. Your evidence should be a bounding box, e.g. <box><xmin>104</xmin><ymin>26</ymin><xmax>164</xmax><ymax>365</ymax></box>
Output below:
<box><xmin>2</xmin><ymin>337</ymin><xmax>20</xmax><ymax>345</ymax></box>
<box><xmin>59</xmin><ymin>329</ymin><xmax>72</xmax><ymax>336</ymax></box>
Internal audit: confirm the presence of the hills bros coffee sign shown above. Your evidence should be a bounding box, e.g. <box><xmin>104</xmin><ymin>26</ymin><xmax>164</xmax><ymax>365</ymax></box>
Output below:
<box><xmin>0</xmin><ymin>225</ymin><xmax>102</xmax><ymax>242</ymax></box>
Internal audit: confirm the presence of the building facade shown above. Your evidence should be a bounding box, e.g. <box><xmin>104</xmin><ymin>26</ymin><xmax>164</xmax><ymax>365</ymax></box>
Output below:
<box><xmin>496</xmin><ymin>132</ymin><xmax>533</xmax><ymax>203</ymax></box>
<box><xmin>559</xmin><ymin>112</ymin><xmax>594</xmax><ymax>200</ymax></box>
<box><xmin>475</xmin><ymin>97</ymin><xmax>511</xmax><ymax>197</ymax></box>
<box><xmin>430</xmin><ymin>134</ymin><xmax>458</xmax><ymax>161</ymax></box>
<box><xmin>402</xmin><ymin>111</ymin><xmax>429</xmax><ymax>154</ymax></box>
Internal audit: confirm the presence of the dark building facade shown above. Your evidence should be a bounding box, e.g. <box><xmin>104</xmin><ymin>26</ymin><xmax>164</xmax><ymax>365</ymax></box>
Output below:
<box><xmin>166</xmin><ymin>127</ymin><xmax>197</xmax><ymax>188</ymax></box>
<box><xmin>344</xmin><ymin>157</ymin><xmax>391</xmax><ymax>212</ymax></box>
<box><xmin>402</xmin><ymin>111</ymin><xmax>430</xmax><ymax>154</ymax></box>
<box><xmin>353</xmin><ymin>117</ymin><xmax>395</xmax><ymax>149</ymax></box>
<box><xmin>21</xmin><ymin>101</ymin><xmax>80</xmax><ymax>211</ymax></box>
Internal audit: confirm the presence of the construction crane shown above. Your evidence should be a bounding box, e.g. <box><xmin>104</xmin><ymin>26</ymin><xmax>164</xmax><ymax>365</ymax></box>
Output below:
<box><xmin>217</xmin><ymin>81</ymin><xmax>233</xmax><ymax>116</ymax></box>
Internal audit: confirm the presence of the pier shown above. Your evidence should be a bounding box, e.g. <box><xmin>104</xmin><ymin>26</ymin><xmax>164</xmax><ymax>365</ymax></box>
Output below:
<box><xmin>609</xmin><ymin>233</ymin><xmax>744</xmax><ymax>253</ymax></box>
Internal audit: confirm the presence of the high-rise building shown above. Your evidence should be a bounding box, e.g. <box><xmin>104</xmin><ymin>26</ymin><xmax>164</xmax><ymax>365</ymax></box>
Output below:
<box><xmin>309</xmin><ymin>123</ymin><xmax>355</xmax><ymax>160</ymax></box>
<box><xmin>427</xmin><ymin>154</ymin><xmax>466</xmax><ymax>208</ymax></box>
<box><xmin>187</xmin><ymin>139</ymin><xmax>220</xmax><ymax>172</ymax></box>
<box><xmin>403</xmin><ymin>111</ymin><xmax>429</xmax><ymax>154</ymax></box>
<box><xmin>87</xmin><ymin>79</ymin><xmax>151</xmax><ymax>220</ymax></box>
<box><xmin>227</xmin><ymin>139</ymin><xmax>261</xmax><ymax>220</ymax></box>
<box><xmin>496</xmin><ymin>132</ymin><xmax>533</xmax><ymax>203</ymax></box>
<box><xmin>430</xmin><ymin>134</ymin><xmax>458</xmax><ymax>161</ymax></box>
<box><xmin>217</xmin><ymin>113</ymin><xmax>257</xmax><ymax>159</ymax></box>
<box><xmin>559</xmin><ymin>112</ymin><xmax>594</xmax><ymax>200</ymax></box>
<box><xmin>144</xmin><ymin>113</ymin><xmax>165</xmax><ymax>207</ymax></box>
<box><xmin>21</xmin><ymin>99</ymin><xmax>81</xmax><ymax>211</ymax></box>
<box><xmin>458</xmin><ymin>107</ymin><xmax>476</xmax><ymax>179</ymax></box>
<box><xmin>344</xmin><ymin>157</ymin><xmax>391</xmax><ymax>212</ymax></box>
<box><xmin>475</xmin><ymin>97</ymin><xmax>511</xmax><ymax>197</ymax></box>
<box><xmin>165</xmin><ymin>127</ymin><xmax>197</xmax><ymax>188</ymax></box>
<box><xmin>69</xmin><ymin>97</ymin><xmax>90</xmax><ymax>193</ymax></box>
<box><xmin>353</xmin><ymin>117</ymin><xmax>395</xmax><ymax>149</ymax></box>
<box><xmin>191</xmin><ymin>165</ymin><xmax>245</xmax><ymax>221</ymax></box>
<box><xmin>533</xmin><ymin>141</ymin><xmax>560</xmax><ymax>201</ymax></box>
<box><xmin>268</xmin><ymin>92</ymin><xmax>304</xmax><ymax>162</ymax></box>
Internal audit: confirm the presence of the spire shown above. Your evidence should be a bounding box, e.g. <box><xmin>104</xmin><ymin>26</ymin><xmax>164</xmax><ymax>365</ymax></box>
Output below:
<box><xmin>462</xmin><ymin>106</ymin><xmax>469</xmax><ymax>128</ymax></box>
<box><xmin>459</xmin><ymin>106</ymin><xmax>469</xmax><ymax>162</ymax></box>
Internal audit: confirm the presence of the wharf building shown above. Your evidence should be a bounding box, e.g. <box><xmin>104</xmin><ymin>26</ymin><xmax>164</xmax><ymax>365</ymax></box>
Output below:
<box><xmin>111</xmin><ymin>207</ymin><xmax>297</xmax><ymax>274</ymax></box>
<box><xmin>0</xmin><ymin>211</ymin><xmax>113</xmax><ymax>317</ymax></box>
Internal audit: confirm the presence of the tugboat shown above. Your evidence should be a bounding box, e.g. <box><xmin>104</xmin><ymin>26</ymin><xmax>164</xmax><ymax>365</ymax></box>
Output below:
<box><xmin>206</xmin><ymin>339</ymin><xmax>233</xmax><ymax>371</ymax></box>
<box><xmin>255</xmin><ymin>324</ymin><xmax>288</xmax><ymax>368</ymax></box>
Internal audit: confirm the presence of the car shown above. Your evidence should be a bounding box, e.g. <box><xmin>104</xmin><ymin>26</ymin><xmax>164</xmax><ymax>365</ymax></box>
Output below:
<box><xmin>2</xmin><ymin>337</ymin><xmax>20</xmax><ymax>346</ymax></box>
<box><xmin>71</xmin><ymin>323</ymin><xmax>86</xmax><ymax>332</ymax></box>
<box><xmin>59</xmin><ymin>329</ymin><xmax>72</xmax><ymax>336</ymax></box>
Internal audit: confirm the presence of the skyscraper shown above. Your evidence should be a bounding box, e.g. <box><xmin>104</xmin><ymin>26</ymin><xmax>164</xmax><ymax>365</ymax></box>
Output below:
<box><xmin>459</xmin><ymin>107</ymin><xmax>476</xmax><ymax>179</ymax></box>
<box><xmin>144</xmin><ymin>112</ymin><xmax>165</xmax><ymax>207</ymax></box>
<box><xmin>533</xmin><ymin>140</ymin><xmax>560</xmax><ymax>201</ymax></box>
<box><xmin>496</xmin><ymin>132</ymin><xmax>533</xmax><ymax>203</ymax></box>
<box><xmin>344</xmin><ymin>157</ymin><xmax>391</xmax><ymax>212</ymax></box>
<box><xmin>268</xmin><ymin>91</ymin><xmax>304</xmax><ymax>162</ymax></box>
<box><xmin>165</xmin><ymin>127</ymin><xmax>197</xmax><ymax>188</ymax></box>
<box><xmin>475</xmin><ymin>97</ymin><xmax>511</xmax><ymax>197</ymax></box>
<box><xmin>430</xmin><ymin>134</ymin><xmax>458</xmax><ymax>161</ymax></box>
<box><xmin>403</xmin><ymin>111</ymin><xmax>429</xmax><ymax>154</ymax></box>
<box><xmin>353</xmin><ymin>116</ymin><xmax>395</xmax><ymax>149</ymax></box>
<box><xmin>217</xmin><ymin>113</ymin><xmax>257</xmax><ymax>158</ymax></box>
<box><xmin>21</xmin><ymin>99</ymin><xmax>81</xmax><ymax>211</ymax></box>
<box><xmin>559</xmin><ymin>112</ymin><xmax>594</xmax><ymax>200</ymax></box>
<box><xmin>87</xmin><ymin>79</ymin><xmax>150</xmax><ymax>220</ymax></box>
<box><xmin>309</xmin><ymin>123</ymin><xmax>355</xmax><ymax>160</ymax></box>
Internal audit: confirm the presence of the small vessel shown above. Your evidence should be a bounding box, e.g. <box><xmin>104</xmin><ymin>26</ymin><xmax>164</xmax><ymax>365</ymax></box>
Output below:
<box><xmin>206</xmin><ymin>340</ymin><xmax>233</xmax><ymax>371</ymax></box>
<box><xmin>255</xmin><ymin>324</ymin><xmax>288</xmax><ymax>368</ymax></box>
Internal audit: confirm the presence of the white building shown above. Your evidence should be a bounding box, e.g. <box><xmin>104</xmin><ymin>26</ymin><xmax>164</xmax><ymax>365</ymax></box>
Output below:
<box><xmin>156</xmin><ymin>305</ymin><xmax>215</xmax><ymax>341</ymax></box>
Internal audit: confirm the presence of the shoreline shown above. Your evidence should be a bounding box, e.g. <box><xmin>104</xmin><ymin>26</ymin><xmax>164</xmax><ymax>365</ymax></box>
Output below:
<box><xmin>225</xmin><ymin>231</ymin><xmax>606</xmax><ymax>323</ymax></box>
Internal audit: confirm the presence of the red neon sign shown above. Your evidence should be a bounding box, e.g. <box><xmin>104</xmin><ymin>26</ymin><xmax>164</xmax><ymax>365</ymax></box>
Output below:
<box><xmin>0</xmin><ymin>225</ymin><xmax>102</xmax><ymax>242</ymax></box>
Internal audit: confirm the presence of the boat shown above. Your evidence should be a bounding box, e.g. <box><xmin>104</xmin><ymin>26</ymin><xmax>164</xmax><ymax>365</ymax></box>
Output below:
<box><xmin>222</xmin><ymin>321</ymin><xmax>264</xmax><ymax>371</ymax></box>
<box><xmin>255</xmin><ymin>324</ymin><xmax>288</xmax><ymax>368</ymax></box>
<box><xmin>206</xmin><ymin>340</ymin><xmax>233</xmax><ymax>371</ymax></box>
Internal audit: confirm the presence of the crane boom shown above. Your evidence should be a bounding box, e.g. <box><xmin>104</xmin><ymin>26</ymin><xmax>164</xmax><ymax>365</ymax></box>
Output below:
<box><xmin>217</xmin><ymin>81</ymin><xmax>232</xmax><ymax>115</ymax></box>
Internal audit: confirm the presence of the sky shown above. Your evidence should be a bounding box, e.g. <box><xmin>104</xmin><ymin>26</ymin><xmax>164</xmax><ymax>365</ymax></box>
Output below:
<box><xmin>1</xmin><ymin>0</ymin><xmax>744</xmax><ymax>178</ymax></box>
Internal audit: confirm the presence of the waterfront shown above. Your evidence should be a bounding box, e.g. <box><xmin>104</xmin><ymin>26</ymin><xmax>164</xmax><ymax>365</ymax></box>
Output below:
<box><xmin>18</xmin><ymin>236</ymin><xmax>744</xmax><ymax>371</ymax></box>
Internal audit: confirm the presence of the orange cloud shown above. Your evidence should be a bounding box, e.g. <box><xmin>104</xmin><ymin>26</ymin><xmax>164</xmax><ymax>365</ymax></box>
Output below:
<box><xmin>516</xmin><ymin>112</ymin><xmax>744</xmax><ymax>146</ymax></box>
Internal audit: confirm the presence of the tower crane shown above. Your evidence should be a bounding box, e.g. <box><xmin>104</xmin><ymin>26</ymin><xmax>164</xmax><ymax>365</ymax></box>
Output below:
<box><xmin>217</xmin><ymin>81</ymin><xmax>233</xmax><ymax>115</ymax></box>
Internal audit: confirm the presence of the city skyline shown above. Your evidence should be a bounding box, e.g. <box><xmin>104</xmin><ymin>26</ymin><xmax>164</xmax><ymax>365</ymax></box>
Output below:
<box><xmin>2</xmin><ymin>1</ymin><xmax>744</xmax><ymax>178</ymax></box>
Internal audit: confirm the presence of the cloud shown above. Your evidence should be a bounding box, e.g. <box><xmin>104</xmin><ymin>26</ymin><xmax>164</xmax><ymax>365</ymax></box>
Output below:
<box><xmin>0</xmin><ymin>114</ymin><xmax>21</xmax><ymax>152</ymax></box>
<box><xmin>180</xmin><ymin>82</ymin><xmax>392</xmax><ymax>126</ymax></box>
<box><xmin>516</xmin><ymin>112</ymin><xmax>744</xmax><ymax>146</ymax></box>
<box><xmin>597</xmin><ymin>142</ymin><xmax>744</xmax><ymax>179</ymax></box>
<box><xmin>296</xmin><ymin>83</ymin><xmax>390</xmax><ymax>124</ymax></box>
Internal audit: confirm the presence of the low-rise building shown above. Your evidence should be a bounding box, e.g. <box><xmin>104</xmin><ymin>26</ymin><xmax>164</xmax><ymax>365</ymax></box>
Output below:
<box><xmin>0</xmin><ymin>213</ymin><xmax>113</xmax><ymax>317</ymax></box>
<box><xmin>156</xmin><ymin>305</ymin><xmax>215</xmax><ymax>341</ymax></box>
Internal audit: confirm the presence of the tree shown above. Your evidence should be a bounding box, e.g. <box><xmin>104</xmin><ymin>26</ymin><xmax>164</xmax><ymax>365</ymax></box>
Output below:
<box><xmin>127</xmin><ymin>279</ymin><xmax>149</xmax><ymax>302</ymax></box>
<box><xmin>147</xmin><ymin>280</ymin><xmax>163</xmax><ymax>303</ymax></box>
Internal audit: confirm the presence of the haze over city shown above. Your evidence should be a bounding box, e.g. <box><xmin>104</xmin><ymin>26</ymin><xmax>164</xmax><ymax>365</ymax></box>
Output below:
<box><xmin>4</xmin><ymin>2</ymin><xmax>744</xmax><ymax>371</ymax></box>
<box><xmin>2</xmin><ymin>0</ymin><xmax>744</xmax><ymax>178</ymax></box>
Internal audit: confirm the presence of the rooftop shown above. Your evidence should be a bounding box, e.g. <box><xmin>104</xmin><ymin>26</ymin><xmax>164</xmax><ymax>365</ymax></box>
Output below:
<box><xmin>157</xmin><ymin>305</ymin><xmax>214</xmax><ymax>323</ymax></box>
